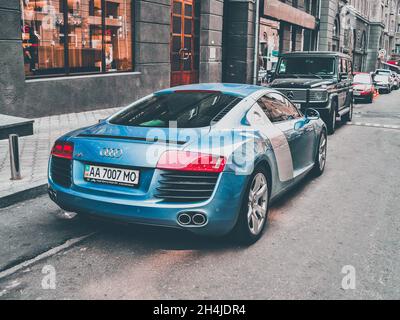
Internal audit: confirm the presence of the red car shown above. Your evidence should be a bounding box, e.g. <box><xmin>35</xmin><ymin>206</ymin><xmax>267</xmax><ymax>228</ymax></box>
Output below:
<box><xmin>353</xmin><ymin>72</ymin><xmax>375</xmax><ymax>103</ymax></box>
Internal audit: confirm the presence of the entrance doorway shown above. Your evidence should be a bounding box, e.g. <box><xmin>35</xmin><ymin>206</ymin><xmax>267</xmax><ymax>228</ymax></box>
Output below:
<box><xmin>170</xmin><ymin>0</ymin><xmax>200</xmax><ymax>86</ymax></box>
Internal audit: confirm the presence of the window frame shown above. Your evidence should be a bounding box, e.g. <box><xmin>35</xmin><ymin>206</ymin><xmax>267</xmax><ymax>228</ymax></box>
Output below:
<box><xmin>21</xmin><ymin>0</ymin><xmax>135</xmax><ymax>79</ymax></box>
<box><xmin>257</xmin><ymin>92</ymin><xmax>303</xmax><ymax>124</ymax></box>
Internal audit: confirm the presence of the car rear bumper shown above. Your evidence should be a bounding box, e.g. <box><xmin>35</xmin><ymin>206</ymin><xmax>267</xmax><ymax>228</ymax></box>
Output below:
<box><xmin>376</xmin><ymin>84</ymin><xmax>390</xmax><ymax>90</ymax></box>
<box><xmin>48</xmin><ymin>171</ymin><xmax>248</xmax><ymax>236</ymax></box>
<box><xmin>353</xmin><ymin>92</ymin><xmax>372</xmax><ymax>99</ymax></box>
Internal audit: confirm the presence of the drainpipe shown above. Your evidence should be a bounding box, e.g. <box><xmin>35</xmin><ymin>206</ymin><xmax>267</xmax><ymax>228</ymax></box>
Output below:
<box><xmin>253</xmin><ymin>0</ymin><xmax>260</xmax><ymax>84</ymax></box>
<box><xmin>316</xmin><ymin>0</ymin><xmax>322</xmax><ymax>50</ymax></box>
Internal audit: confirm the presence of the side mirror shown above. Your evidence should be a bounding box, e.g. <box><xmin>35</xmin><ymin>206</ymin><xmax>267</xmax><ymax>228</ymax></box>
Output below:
<box><xmin>294</xmin><ymin>109</ymin><xmax>320</xmax><ymax>130</ymax></box>
<box><xmin>270</xmin><ymin>73</ymin><xmax>276</xmax><ymax>82</ymax></box>
<box><xmin>305</xmin><ymin>108</ymin><xmax>320</xmax><ymax>121</ymax></box>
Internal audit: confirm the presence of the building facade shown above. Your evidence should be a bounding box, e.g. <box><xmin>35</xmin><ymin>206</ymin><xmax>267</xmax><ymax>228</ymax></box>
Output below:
<box><xmin>319</xmin><ymin>0</ymin><xmax>400</xmax><ymax>72</ymax></box>
<box><xmin>394</xmin><ymin>3</ymin><xmax>400</xmax><ymax>56</ymax></box>
<box><xmin>2</xmin><ymin>0</ymin><xmax>400</xmax><ymax>118</ymax></box>
<box><xmin>260</xmin><ymin>0</ymin><xmax>319</xmax><ymax>54</ymax></box>
<box><xmin>1</xmin><ymin>0</ymin><xmax>259</xmax><ymax>117</ymax></box>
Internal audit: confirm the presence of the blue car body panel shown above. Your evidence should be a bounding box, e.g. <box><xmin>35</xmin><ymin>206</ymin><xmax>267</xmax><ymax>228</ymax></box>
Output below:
<box><xmin>48</xmin><ymin>84</ymin><xmax>326</xmax><ymax>236</ymax></box>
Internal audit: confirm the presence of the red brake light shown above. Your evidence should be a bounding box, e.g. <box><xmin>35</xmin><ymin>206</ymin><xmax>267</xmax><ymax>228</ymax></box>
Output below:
<box><xmin>51</xmin><ymin>141</ymin><xmax>74</xmax><ymax>159</ymax></box>
<box><xmin>156</xmin><ymin>150</ymin><xmax>226</xmax><ymax>173</ymax></box>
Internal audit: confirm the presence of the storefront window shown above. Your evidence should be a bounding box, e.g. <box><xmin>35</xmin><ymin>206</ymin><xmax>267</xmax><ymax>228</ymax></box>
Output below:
<box><xmin>21</xmin><ymin>0</ymin><xmax>133</xmax><ymax>77</ymax></box>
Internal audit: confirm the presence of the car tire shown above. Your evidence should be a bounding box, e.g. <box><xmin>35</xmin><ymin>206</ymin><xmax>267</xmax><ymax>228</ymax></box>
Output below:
<box><xmin>312</xmin><ymin>130</ymin><xmax>327</xmax><ymax>177</ymax></box>
<box><xmin>326</xmin><ymin>102</ymin><xmax>337</xmax><ymax>135</ymax></box>
<box><xmin>231</xmin><ymin>165</ymin><xmax>270</xmax><ymax>246</ymax></box>
<box><xmin>367</xmin><ymin>93</ymin><xmax>373</xmax><ymax>103</ymax></box>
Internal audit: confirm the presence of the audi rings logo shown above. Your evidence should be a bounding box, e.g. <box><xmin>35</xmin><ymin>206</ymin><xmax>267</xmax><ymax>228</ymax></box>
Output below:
<box><xmin>287</xmin><ymin>91</ymin><xmax>295</xmax><ymax>100</ymax></box>
<box><xmin>100</xmin><ymin>148</ymin><xmax>123</xmax><ymax>158</ymax></box>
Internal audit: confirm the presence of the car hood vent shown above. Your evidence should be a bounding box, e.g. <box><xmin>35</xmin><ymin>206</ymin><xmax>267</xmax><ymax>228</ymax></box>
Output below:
<box><xmin>211</xmin><ymin>97</ymin><xmax>242</xmax><ymax>123</ymax></box>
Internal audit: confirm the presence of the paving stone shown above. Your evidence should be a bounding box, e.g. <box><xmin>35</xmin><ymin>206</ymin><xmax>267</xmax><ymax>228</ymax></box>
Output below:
<box><xmin>0</xmin><ymin>107</ymin><xmax>121</xmax><ymax>198</ymax></box>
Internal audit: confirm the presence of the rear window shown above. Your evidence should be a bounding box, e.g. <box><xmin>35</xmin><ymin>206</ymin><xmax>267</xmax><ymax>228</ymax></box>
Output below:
<box><xmin>374</xmin><ymin>75</ymin><xmax>389</xmax><ymax>82</ymax></box>
<box><xmin>376</xmin><ymin>70</ymin><xmax>390</xmax><ymax>74</ymax></box>
<box><xmin>353</xmin><ymin>74</ymin><xmax>371</xmax><ymax>84</ymax></box>
<box><xmin>109</xmin><ymin>92</ymin><xmax>242</xmax><ymax>128</ymax></box>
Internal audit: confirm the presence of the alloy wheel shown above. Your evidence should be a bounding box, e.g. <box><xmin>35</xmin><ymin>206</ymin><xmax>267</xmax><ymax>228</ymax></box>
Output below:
<box><xmin>247</xmin><ymin>173</ymin><xmax>268</xmax><ymax>235</ymax></box>
<box><xmin>319</xmin><ymin>134</ymin><xmax>327</xmax><ymax>171</ymax></box>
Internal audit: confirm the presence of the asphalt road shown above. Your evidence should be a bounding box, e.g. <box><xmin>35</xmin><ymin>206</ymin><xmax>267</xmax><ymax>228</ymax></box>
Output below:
<box><xmin>1</xmin><ymin>91</ymin><xmax>400</xmax><ymax>300</ymax></box>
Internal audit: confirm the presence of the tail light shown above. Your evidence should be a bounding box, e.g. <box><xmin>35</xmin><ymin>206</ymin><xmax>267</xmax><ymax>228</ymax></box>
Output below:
<box><xmin>51</xmin><ymin>141</ymin><xmax>74</xmax><ymax>160</ymax></box>
<box><xmin>156</xmin><ymin>150</ymin><xmax>226</xmax><ymax>173</ymax></box>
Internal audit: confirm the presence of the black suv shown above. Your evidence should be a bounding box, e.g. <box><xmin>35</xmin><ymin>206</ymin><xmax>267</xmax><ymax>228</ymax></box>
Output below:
<box><xmin>269</xmin><ymin>52</ymin><xmax>353</xmax><ymax>134</ymax></box>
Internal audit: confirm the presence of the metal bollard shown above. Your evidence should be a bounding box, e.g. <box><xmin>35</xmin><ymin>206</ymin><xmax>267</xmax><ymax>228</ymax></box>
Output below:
<box><xmin>9</xmin><ymin>134</ymin><xmax>22</xmax><ymax>180</ymax></box>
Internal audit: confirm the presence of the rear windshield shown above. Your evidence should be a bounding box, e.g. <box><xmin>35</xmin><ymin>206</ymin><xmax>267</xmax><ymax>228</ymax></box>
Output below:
<box><xmin>109</xmin><ymin>92</ymin><xmax>242</xmax><ymax>128</ymax></box>
<box><xmin>354</xmin><ymin>74</ymin><xmax>371</xmax><ymax>84</ymax></box>
<box><xmin>375</xmin><ymin>75</ymin><xmax>389</xmax><ymax>82</ymax></box>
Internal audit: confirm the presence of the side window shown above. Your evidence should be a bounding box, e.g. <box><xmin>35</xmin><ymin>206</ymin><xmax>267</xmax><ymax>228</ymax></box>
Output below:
<box><xmin>278</xmin><ymin>60</ymin><xmax>287</xmax><ymax>73</ymax></box>
<box><xmin>257</xmin><ymin>93</ymin><xmax>301</xmax><ymax>123</ymax></box>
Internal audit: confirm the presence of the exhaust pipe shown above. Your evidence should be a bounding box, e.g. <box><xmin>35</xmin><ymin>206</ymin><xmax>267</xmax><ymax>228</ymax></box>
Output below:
<box><xmin>177</xmin><ymin>213</ymin><xmax>191</xmax><ymax>225</ymax></box>
<box><xmin>192</xmin><ymin>213</ymin><xmax>207</xmax><ymax>226</ymax></box>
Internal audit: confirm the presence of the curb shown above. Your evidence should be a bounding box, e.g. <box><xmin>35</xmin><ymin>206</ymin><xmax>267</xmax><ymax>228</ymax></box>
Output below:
<box><xmin>0</xmin><ymin>183</ymin><xmax>48</xmax><ymax>209</ymax></box>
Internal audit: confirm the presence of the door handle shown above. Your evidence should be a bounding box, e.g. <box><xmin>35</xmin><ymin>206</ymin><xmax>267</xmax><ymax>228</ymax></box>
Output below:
<box><xmin>179</xmin><ymin>48</ymin><xmax>191</xmax><ymax>60</ymax></box>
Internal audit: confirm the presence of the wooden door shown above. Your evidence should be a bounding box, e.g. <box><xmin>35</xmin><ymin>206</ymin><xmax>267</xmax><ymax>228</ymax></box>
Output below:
<box><xmin>170</xmin><ymin>0</ymin><xmax>200</xmax><ymax>86</ymax></box>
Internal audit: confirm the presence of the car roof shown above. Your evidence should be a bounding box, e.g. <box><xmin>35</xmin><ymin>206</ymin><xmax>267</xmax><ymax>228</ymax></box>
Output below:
<box><xmin>155</xmin><ymin>83</ymin><xmax>267</xmax><ymax>98</ymax></box>
<box><xmin>280</xmin><ymin>51</ymin><xmax>351</xmax><ymax>59</ymax></box>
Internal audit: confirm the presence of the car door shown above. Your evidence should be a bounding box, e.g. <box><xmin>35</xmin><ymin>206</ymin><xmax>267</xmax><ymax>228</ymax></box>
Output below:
<box><xmin>257</xmin><ymin>93</ymin><xmax>316</xmax><ymax>175</ymax></box>
<box><xmin>345</xmin><ymin>59</ymin><xmax>354</xmax><ymax>108</ymax></box>
<box><xmin>337</xmin><ymin>58</ymin><xmax>348</xmax><ymax>110</ymax></box>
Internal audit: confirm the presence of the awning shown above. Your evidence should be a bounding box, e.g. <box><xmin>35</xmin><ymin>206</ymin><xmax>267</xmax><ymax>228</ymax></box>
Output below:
<box><xmin>382</xmin><ymin>61</ymin><xmax>400</xmax><ymax>71</ymax></box>
<box><xmin>263</xmin><ymin>0</ymin><xmax>317</xmax><ymax>30</ymax></box>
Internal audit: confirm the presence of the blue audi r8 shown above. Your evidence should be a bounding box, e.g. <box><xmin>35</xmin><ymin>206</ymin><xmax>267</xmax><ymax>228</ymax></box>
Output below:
<box><xmin>48</xmin><ymin>83</ymin><xmax>327</xmax><ymax>244</ymax></box>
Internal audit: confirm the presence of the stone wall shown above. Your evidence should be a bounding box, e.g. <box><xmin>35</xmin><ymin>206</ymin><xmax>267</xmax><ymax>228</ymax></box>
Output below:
<box><xmin>0</xmin><ymin>0</ymin><xmax>172</xmax><ymax>117</ymax></box>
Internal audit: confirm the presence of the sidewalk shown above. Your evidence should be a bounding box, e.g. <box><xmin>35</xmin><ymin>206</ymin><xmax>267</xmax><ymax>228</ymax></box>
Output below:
<box><xmin>0</xmin><ymin>107</ymin><xmax>121</xmax><ymax>207</ymax></box>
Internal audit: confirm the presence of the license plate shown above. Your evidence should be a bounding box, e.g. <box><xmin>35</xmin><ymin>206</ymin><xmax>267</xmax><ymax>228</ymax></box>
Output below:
<box><xmin>294</xmin><ymin>103</ymin><xmax>302</xmax><ymax>109</ymax></box>
<box><xmin>353</xmin><ymin>92</ymin><xmax>361</xmax><ymax>96</ymax></box>
<box><xmin>84</xmin><ymin>164</ymin><xmax>139</xmax><ymax>187</ymax></box>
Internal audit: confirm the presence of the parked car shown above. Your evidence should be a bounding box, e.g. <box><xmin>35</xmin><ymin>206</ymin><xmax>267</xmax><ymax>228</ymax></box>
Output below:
<box><xmin>375</xmin><ymin>69</ymin><xmax>397</xmax><ymax>91</ymax></box>
<box><xmin>353</xmin><ymin>72</ymin><xmax>375</xmax><ymax>103</ymax></box>
<box><xmin>390</xmin><ymin>71</ymin><xmax>399</xmax><ymax>90</ymax></box>
<box><xmin>375</xmin><ymin>69</ymin><xmax>391</xmax><ymax>76</ymax></box>
<box><xmin>48</xmin><ymin>84</ymin><xmax>327</xmax><ymax>245</ymax></box>
<box><xmin>373</xmin><ymin>73</ymin><xmax>392</xmax><ymax>94</ymax></box>
<box><xmin>269</xmin><ymin>51</ymin><xmax>353</xmax><ymax>135</ymax></box>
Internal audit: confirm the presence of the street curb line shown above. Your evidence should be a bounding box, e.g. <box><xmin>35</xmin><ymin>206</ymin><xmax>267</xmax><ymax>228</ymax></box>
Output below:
<box><xmin>0</xmin><ymin>233</ymin><xmax>96</xmax><ymax>280</ymax></box>
<box><xmin>0</xmin><ymin>183</ymin><xmax>47</xmax><ymax>209</ymax></box>
<box><xmin>347</xmin><ymin>122</ymin><xmax>400</xmax><ymax>130</ymax></box>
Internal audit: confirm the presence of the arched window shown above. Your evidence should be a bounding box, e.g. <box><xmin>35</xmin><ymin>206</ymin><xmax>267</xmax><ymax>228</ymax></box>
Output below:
<box><xmin>353</xmin><ymin>30</ymin><xmax>357</xmax><ymax>51</ymax></box>
<box><xmin>360</xmin><ymin>31</ymin><xmax>366</xmax><ymax>53</ymax></box>
<box><xmin>333</xmin><ymin>18</ymin><xmax>340</xmax><ymax>38</ymax></box>
<box><xmin>332</xmin><ymin>15</ymin><xmax>340</xmax><ymax>52</ymax></box>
